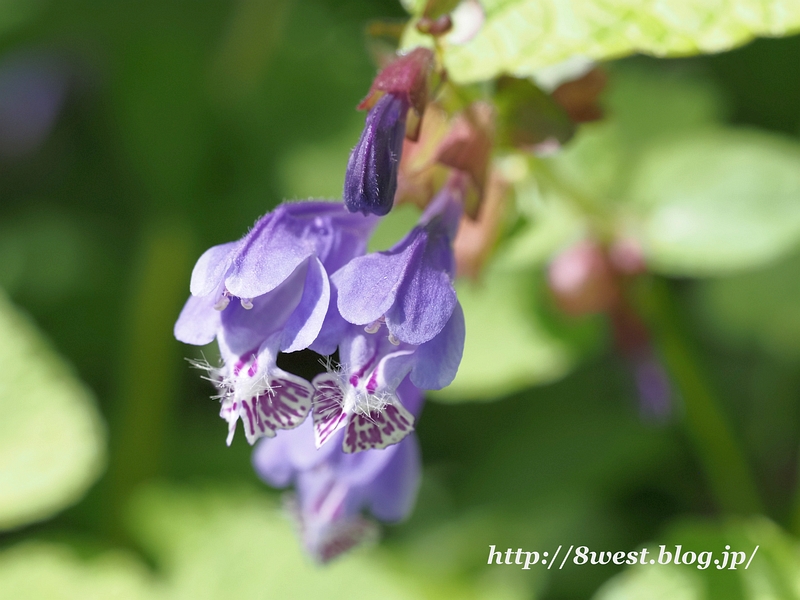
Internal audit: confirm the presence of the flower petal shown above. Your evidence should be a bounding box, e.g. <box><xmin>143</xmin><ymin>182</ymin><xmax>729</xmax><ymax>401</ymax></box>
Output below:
<box><xmin>311</xmin><ymin>373</ymin><xmax>349</xmax><ymax>448</ymax></box>
<box><xmin>385</xmin><ymin>258</ymin><xmax>456</xmax><ymax>345</ymax></box>
<box><xmin>342</xmin><ymin>401</ymin><xmax>415</xmax><ymax>453</ymax></box>
<box><xmin>308</xmin><ymin>286</ymin><xmax>350</xmax><ymax>356</ymax></box>
<box><xmin>366</xmin><ymin>435</ymin><xmax>421</xmax><ymax>521</ymax></box>
<box><xmin>219</xmin><ymin>263</ymin><xmax>306</xmax><ymax>356</ymax></box>
<box><xmin>281</xmin><ymin>256</ymin><xmax>330</xmax><ymax>353</ymax></box>
<box><xmin>371</xmin><ymin>348</ymin><xmax>417</xmax><ymax>394</ymax></box>
<box><xmin>189</xmin><ymin>241</ymin><xmax>238</xmax><ymax>297</ymax></box>
<box><xmin>334</xmin><ymin>230</ymin><xmax>424</xmax><ymax>326</ymax></box>
<box><xmin>173</xmin><ymin>293</ymin><xmax>220</xmax><ymax>345</ymax></box>
<box><xmin>410</xmin><ymin>301</ymin><xmax>465</xmax><ymax>389</ymax></box>
<box><xmin>259</xmin><ymin>369</ymin><xmax>314</xmax><ymax>433</ymax></box>
<box><xmin>251</xmin><ymin>431</ymin><xmax>295</xmax><ymax>487</ymax></box>
<box><xmin>224</xmin><ymin>211</ymin><xmax>311</xmax><ymax>299</ymax></box>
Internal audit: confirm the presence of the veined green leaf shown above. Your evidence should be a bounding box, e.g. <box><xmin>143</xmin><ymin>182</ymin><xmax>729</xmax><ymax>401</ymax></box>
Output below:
<box><xmin>403</xmin><ymin>0</ymin><xmax>800</xmax><ymax>84</ymax></box>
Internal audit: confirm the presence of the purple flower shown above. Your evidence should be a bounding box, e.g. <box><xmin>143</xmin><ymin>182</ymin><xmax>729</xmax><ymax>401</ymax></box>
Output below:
<box><xmin>253</xmin><ymin>378</ymin><xmax>424</xmax><ymax>563</ymax></box>
<box><xmin>174</xmin><ymin>201</ymin><xmax>376</xmax><ymax>445</ymax></box>
<box><xmin>310</xmin><ymin>180</ymin><xmax>466</xmax><ymax>453</ymax></box>
<box><xmin>343</xmin><ymin>93</ymin><xmax>409</xmax><ymax>217</ymax></box>
<box><xmin>335</xmin><ymin>177</ymin><xmax>464</xmax><ymax>345</ymax></box>
<box><xmin>311</xmin><ymin>306</ymin><xmax>463</xmax><ymax>453</ymax></box>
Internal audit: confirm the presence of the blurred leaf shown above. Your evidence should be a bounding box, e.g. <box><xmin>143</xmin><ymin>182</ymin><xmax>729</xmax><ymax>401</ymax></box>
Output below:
<box><xmin>0</xmin><ymin>543</ymin><xmax>157</xmax><ymax>600</ymax></box>
<box><xmin>494</xmin><ymin>76</ymin><xmax>575</xmax><ymax>148</ymax></box>
<box><xmin>431</xmin><ymin>263</ymin><xmax>574</xmax><ymax>401</ymax></box>
<box><xmin>0</xmin><ymin>291</ymin><xmax>105</xmax><ymax>531</ymax></box>
<box><xmin>545</xmin><ymin>65</ymin><xmax>726</xmax><ymax>205</ymax></box>
<box><xmin>628</xmin><ymin>129</ymin><xmax>800</xmax><ymax>276</ymax></box>
<box><xmin>593</xmin><ymin>517</ymin><xmax>800</xmax><ymax>600</ymax></box>
<box><xmin>696</xmin><ymin>251</ymin><xmax>800</xmax><ymax>360</ymax></box>
<box><xmin>126</xmin><ymin>485</ymin><xmax>429</xmax><ymax>600</ymax></box>
<box><xmin>497</xmin><ymin>173</ymin><xmax>587</xmax><ymax>270</ymax></box>
<box><xmin>402</xmin><ymin>0</ymin><xmax>800</xmax><ymax>84</ymax></box>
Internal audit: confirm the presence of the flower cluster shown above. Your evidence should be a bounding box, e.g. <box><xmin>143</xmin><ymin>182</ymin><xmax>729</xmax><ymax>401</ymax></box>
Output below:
<box><xmin>175</xmin><ymin>176</ymin><xmax>466</xmax><ymax>558</ymax></box>
<box><xmin>174</xmin><ymin>45</ymin><xmax>470</xmax><ymax>561</ymax></box>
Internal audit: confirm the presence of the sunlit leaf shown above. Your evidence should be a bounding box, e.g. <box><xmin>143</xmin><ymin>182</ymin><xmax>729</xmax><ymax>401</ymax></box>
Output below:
<box><xmin>628</xmin><ymin>129</ymin><xmax>800</xmax><ymax>275</ymax></box>
<box><xmin>0</xmin><ymin>543</ymin><xmax>157</xmax><ymax>600</ymax></box>
<box><xmin>0</xmin><ymin>291</ymin><xmax>106</xmax><ymax>530</ymax></box>
<box><xmin>403</xmin><ymin>0</ymin><xmax>800</xmax><ymax>84</ymax></box>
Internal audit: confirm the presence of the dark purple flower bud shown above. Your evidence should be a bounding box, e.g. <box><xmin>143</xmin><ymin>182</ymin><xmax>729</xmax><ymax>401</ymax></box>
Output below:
<box><xmin>344</xmin><ymin>93</ymin><xmax>409</xmax><ymax>216</ymax></box>
<box><xmin>345</xmin><ymin>48</ymin><xmax>436</xmax><ymax>217</ymax></box>
<box><xmin>253</xmin><ymin>379</ymin><xmax>424</xmax><ymax>563</ymax></box>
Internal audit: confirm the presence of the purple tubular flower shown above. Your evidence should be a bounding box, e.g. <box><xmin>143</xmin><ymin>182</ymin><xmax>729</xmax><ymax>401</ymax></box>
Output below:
<box><xmin>344</xmin><ymin>93</ymin><xmax>409</xmax><ymax>217</ymax></box>
<box><xmin>174</xmin><ymin>201</ymin><xmax>376</xmax><ymax>445</ymax></box>
<box><xmin>335</xmin><ymin>177</ymin><xmax>464</xmax><ymax>346</ymax></box>
<box><xmin>253</xmin><ymin>379</ymin><xmax>424</xmax><ymax>563</ymax></box>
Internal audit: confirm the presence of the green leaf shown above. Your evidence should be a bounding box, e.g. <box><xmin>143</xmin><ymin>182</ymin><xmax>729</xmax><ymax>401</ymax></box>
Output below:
<box><xmin>627</xmin><ymin>129</ymin><xmax>800</xmax><ymax>276</ymax></box>
<box><xmin>696</xmin><ymin>251</ymin><xmax>800</xmax><ymax>360</ymax></box>
<box><xmin>403</xmin><ymin>0</ymin><xmax>800</xmax><ymax>84</ymax></box>
<box><xmin>0</xmin><ymin>291</ymin><xmax>106</xmax><ymax>531</ymax></box>
<box><xmin>0</xmin><ymin>543</ymin><xmax>156</xmax><ymax>600</ymax></box>
<box><xmin>543</xmin><ymin>65</ymin><xmax>726</xmax><ymax>206</ymax></box>
<box><xmin>593</xmin><ymin>518</ymin><xmax>800</xmax><ymax>600</ymax></box>
<box><xmin>431</xmin><ymin>263</ymin><xmax>574</xmax><ymax>402</ymax></box>
<box><xmin>126</xmin><ymin>485</ymin><xmax>428</xmax><ymax>600</ymax></box>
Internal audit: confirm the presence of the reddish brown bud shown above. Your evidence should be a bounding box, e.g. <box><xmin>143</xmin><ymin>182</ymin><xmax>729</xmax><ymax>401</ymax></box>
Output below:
<box><xmin>551</xmin><ymin>67</ymin><xmax>607</xmax><ymax>124</ymax></box>
<box><xmin>416</xmin><ymin>14</ymin><xmax>453</xmax><ymax>36</ymax></box>
<box><xmin>547</xmin><ymin>241</ymin><xmax>619</xmax><ymax>316</ymax></box>
<box><xmin>357</xmin><ymin>48</ymin><xmax>436</xmax><ymax>125</ymax></box>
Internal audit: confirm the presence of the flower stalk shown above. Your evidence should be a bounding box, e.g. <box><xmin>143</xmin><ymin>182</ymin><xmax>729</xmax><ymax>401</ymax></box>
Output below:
<box><xmin>633</xmin><ymin>276</ymin><xmax>763</xmax><ymax>515</ymax></box>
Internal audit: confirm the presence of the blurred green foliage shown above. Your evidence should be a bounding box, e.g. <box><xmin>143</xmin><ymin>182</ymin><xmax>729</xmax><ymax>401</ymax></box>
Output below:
<box><xmin>1</xmin><ymin>0</ymin><xmax>800</xmax><ymax>599</ymax></box>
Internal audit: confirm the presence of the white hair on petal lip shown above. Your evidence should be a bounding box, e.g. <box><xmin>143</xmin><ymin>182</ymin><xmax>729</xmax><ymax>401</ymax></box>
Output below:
<box><xmin>185</xmin><ymin>353</ymin><xmax>274</xmax><ymax>405</ymax></box>
<box><xmin>315</xmin><ymin>354</ymin><xmax>400</xmax><ymax>422</ymax></box>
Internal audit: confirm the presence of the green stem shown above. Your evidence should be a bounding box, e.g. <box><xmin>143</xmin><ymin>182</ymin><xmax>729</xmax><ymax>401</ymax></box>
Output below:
<box><xmin>636</xmin><ymin>277</ymin><xmax>763</xmax><ymax>515</ymax></box>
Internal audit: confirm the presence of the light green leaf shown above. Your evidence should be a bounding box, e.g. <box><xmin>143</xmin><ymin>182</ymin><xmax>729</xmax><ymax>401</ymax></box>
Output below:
<box><xmin>543</xmin><ymin>65</ymin><xmax>726</xmax><ymax>205</ymax></box>
<box><xmin>431</xmin><ymin>264</ymin><xmax>574</xmax><ymax>402</ymax></box>
<box><xmin>0</xmin><ymin>543</ymin><xmax>158</xmax><ymax>600</ymax></box>
<box><xmin>696</xmin><ymin>252</ymin><xmax>800</xmax><ymax>360</ymax></box>
<box><xmin>593</xmin><ymin>518</ymin><xmax>800</xmax><ymax>600</ymax></box>
<box><xmin>496</xmin><ymin>174</ymin><xmax>587</xmax><ymax>270</ymax></box>
<box><xmin>0</xmin><ymin>291</ymin><xmax>106</xmax><ymax>531</ymax></box>
<box><xmin>627</xmin><ymin>129</ymin><xmax>800</xmax><ymax>276</ymax></box>
<box><xmin>127</xmin><ymin>485</ymin><xmax>434</xmax><ymax>600</ymax></box>
<box><xmin>403</xmin><ymin>0</ymin><xmax>800</xmax><ymax>84</ymax></box>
